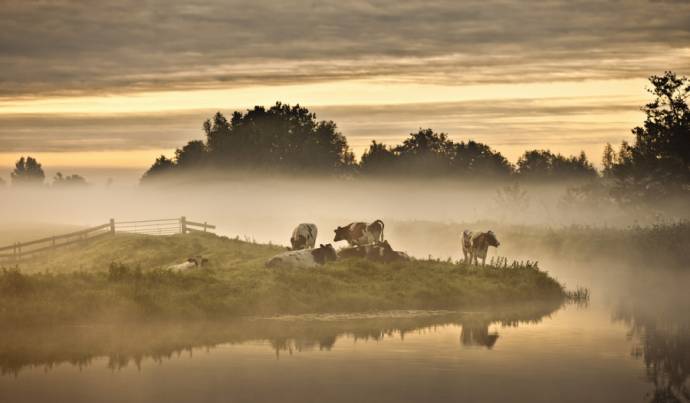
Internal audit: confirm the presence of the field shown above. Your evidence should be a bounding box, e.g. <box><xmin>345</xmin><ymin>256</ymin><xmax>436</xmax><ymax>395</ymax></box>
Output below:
<box><xmin>0</xmin><ymin>232</ymin><xmax>566</xmax><ymax>326</ymax></box>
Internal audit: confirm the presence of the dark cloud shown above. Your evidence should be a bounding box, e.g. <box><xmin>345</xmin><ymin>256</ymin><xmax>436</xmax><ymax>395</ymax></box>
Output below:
<box><xmin>1</xmin><ymin>0</ymin><xmax>689</xmax><ymax>97</ymax></box>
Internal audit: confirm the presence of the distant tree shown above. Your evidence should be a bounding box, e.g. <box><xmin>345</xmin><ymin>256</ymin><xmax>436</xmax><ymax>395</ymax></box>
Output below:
<box><xmin>53</xmin><ymin>172</ymin><xmax>88</xmax><ymax>187</ymax></box>
<box><xmin>517</xmin><ymin>149</ymin><xmax>596</xmax><ymax>180</ymax></box>
<box><xmin>142</xmin><ymin>155</ymin><xmax>176</xmax><ymax>181</ymax></box>
<box><xmin>11</xmin><ymin>156</ymin><xmax>45</xmax><ymax>186</ymax></box>
<box><xmin>145</xmin><ymin>102</ymin><xmax>355</xmax><ymax>181</ymax></box>
<box><xmin>359</xmin><ymin>131</ymin><xmax>513</xmax><ymax>178</ymax></box>
<box><xmin>601</xmin><ymin>143</ymin><xmax>615</xmax><ymax>178</ymax></box>
<box><xmin>0</xmin><ymin>177</ymin><xmax>5</xmax><ymax>187</ymax></box>
<box><xmin>452</xmin><ymin>140</ymin><xmax>514</xmax><ymax>177</ymax></box>
<box><xmin>175</xmin><ymin>140</ymin><xmax>207</xmax><ymax>169</ymax></box>
<box><xmin>393</xmin><ymin>128</ymin><xmax>455</xmax><ymax>175</ymax></box>
<box><xmin>359</xmin><ymin>141</ymin><xmax>398</xmax><ymax>175</ymax></box>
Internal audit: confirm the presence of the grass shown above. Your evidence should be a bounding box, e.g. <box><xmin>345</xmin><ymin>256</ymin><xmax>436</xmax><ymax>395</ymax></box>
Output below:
<box><xmin>0</xmin><ymin>232</ymin><xmax>566</xmax><ymax>326</ymax></box>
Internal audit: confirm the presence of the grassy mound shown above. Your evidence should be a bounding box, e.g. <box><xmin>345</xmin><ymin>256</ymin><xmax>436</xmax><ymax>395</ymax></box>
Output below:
<box><xmin>0</xmin><ymin>233</ymin><xmax>566</xmax><ymax>325</ymax></box>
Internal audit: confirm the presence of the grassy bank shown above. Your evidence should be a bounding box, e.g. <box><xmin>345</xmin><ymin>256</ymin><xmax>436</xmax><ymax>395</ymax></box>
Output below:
<box><xmin>0</xmin><ymin>233</ymin><xmax>565</xmax><ymax>325</ymax></box>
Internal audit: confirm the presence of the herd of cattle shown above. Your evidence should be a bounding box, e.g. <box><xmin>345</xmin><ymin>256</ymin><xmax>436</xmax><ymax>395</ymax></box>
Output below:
<box><xmin>264</xmin><ymin>220</ymin><xmax>501</xmax><ymax>269</ymax></box>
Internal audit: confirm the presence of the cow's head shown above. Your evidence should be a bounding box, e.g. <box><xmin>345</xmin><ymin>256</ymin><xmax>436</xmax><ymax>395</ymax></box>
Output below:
<box><xmin>333</xmin><ymin>226</ymin><xmax>348</xmax><ymax>242</ymax></box>
<box><xmin>486</xmin><ymin>230</ymin><xmax>500</xmax><ymax>247</ymax></box>
<box><xmin>319</xmin><ymin>243</ymin><xmax>338</xmax><ymax>262</ymax></box>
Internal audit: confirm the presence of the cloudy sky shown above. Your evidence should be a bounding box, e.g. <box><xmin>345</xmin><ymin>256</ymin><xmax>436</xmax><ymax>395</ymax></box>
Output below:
<box><xmin>1</xmin><ymin>0</ymin><xmax>689</xmax><ymax>179</ymax></box>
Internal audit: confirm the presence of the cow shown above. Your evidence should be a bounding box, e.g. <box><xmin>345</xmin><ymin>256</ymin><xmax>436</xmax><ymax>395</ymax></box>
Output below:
<box><xmin>470</xmin><ymin>230</ymin><xmax>500</xmax><ymax>266</ymax></box>
<box><xmin>168</xmin><ymin>255</ymin><xmax>208</xmax><ymax>271</ymax></box>
<box><xmin>461</xmin><ymin>230</ymin><xmax>473</xmax><ymax>263</ymax></box>
<box><xmin>266</xmin><ymin>244</ymin><xmax>337</xmax><ymax>269</ymax></box>
<box><xmin>338</xmin><ymin>240</ymin><xmax>409</xmax><ymax>263</ymax></box>
<box><xmin>290</xmin><ymin>223</ymin><xmax>318</xmax><ymax>250</ymax></box>
<box><xmin>333</xmin><ymin>220</ymin><xmax>384</xmax><ymax>246</ymax></box>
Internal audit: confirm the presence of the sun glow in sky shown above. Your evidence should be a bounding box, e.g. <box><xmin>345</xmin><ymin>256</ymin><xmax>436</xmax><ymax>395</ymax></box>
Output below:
<box><xmin>1</xmin><ymin>0</ymin><xmax>689</xmax><ymax>180</ymax></box>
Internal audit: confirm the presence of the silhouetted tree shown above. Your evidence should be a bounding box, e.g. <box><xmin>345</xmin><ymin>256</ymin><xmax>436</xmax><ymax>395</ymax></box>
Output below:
<box><xmin>452</xmin><ymin>140</ymin><xmax>514</xmax><ymax>177</ymax></box>
<box><xmin>605</xmin><ymin>72</ymin><xmax>690</xmax><ymax>202</ymax></box>
<box><xmin>394</xmin><ymin>128</ymin><xmax>455</xmax><ymax>175</ymax></box>
<box><xmin>11</xmin><ymin>156</ymin><xmax>45</xmax><ymax>186</ymax></box>
<box><xmin>175</xmin><ymin>140</ymin><xmax>207</xmax><ymax>169</ymax></box>
<box><xmin>602</xmin><ymin>143</ymin><xmax>615</xmax><ymax>178</ymax></box>
<box><xmin>517</xmin><ymin>149</ymin><xmax>596</xmax><ymax>180</ymax></box>
<box><xmin>143</xmin><ymin>103</ymin><xmax>355</xmax><ymax>181</ymax></box>
<box><xmin>53</xmin><ymin>172</ymin><xmax>88</xmax><ymax>187</ymax></box>
<box><xmin>359</xmin><ymin>141</ymin><xmax>398</xmax><ymax>175</ymax></box>
<box><xmin>142</xmin><ymin>155</ymin><xmax>176</xmax><ymax>181</ymax></box>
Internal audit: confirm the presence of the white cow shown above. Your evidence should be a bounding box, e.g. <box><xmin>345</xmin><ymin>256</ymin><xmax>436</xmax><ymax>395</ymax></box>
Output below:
<box><xmin>266</xmin><ymin>244</ymin><xmax>337</xmax><ymax>269</ymax></box>
<box><xmin>290</xmin><ymin>223</ymin><xmax>318</xmax><ymax>250</ymax></box>
<box><xmin>168</xmin><ymin>256</ymin><xmax>208</xmax><ymax>271</ymax></box>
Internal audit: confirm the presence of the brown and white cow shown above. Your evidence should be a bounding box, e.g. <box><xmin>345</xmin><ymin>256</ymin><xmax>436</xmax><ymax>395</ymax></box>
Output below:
<box><xmin>333</xmin><ymin>220</ymin><xmax>384</xmax><ymax>246</ymax></box>
<box><xmin>470</xmin><ymin>230</ymin><xmax>500</xmax><ymax>266</ymax></box>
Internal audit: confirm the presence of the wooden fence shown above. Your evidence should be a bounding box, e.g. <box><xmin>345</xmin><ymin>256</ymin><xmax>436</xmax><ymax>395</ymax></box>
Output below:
<box><xmin>0</xmin><ymin>217</ymin><xmax>215</xmax><ymax>264</ymax></box>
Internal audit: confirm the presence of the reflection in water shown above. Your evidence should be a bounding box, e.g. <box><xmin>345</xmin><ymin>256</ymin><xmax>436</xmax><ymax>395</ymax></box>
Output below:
<box><xmin>0</xmin><ymin>302</ymin><xmax>560</xmax><ymax>375</ymax></box>
<box><xmin>460</xmin><ymin>323</ymin><xmax>499</xmax><ymax>349</ymax></box>
<box><xmin>613</xmin><ymin>301</ymin><xmax>690</xmax><ymax>403</ymax></box>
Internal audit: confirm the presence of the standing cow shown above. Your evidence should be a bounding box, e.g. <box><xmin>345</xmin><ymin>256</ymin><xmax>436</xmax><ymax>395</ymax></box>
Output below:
<box><xmin>461</xmin><ymin>230</ymin><xmax>473</xmax><ymax>263</ymax></box>
<box><xmin>290</xmin><ymin>223</ymin><xmax>318</xmax><ymax>250</ymax></box>
<box><xmin>266</xmin><ymin>244</ymin><xmax>337</xmax><ymax>269</ymax></box>
<box><xmin>333</xmin><ymin>220</ymin><xmax>384</xmax><ymax>246</ymax></box>
<box><xmin>470</xmin><ymin>231</ymin><xmax>500</xmax><ymax>266</ymax></box>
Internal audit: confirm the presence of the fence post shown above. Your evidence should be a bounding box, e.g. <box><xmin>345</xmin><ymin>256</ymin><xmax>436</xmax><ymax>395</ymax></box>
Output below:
<box><xmin>110</xmin><ymin>218</ymin><xmax>116</xmax><ymax>234</ymax></box>
<box><xmin>52</xmin><ymin>236</ymin><xmax>56</xmax><ymax>249</ymax></box>
<box><xmin>180</xmin><ymin>216</ymin><xmax>187</xmax><ymax>234</ymax></box>
<box><xmin>13</xmin><ymin>242</ymin><xmax>17</xmax><ymax>261</ymax></box>
<box><xmin>203</xmin><ymin>221</ymin><xmax>208</xmax><ymax>232</ymax></box>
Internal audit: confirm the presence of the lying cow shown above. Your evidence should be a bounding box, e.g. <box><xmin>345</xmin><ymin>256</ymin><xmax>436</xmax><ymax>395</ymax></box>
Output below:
<box><xmin>470</xmin><ymin>230</ymin><xmax>500</xmax><ymax>266</ymax></box>
<box><xmin>266</xmin><ymin>244</ymin><xmax>337</xmax><ymax>269</ymax></box>
<box><xmin>333</xmin><ymin>220</ymin><xmax>384</xmax><ymax>246</ymax></box>
<box><xmin>168</xmin><ymin>255</ymin><xmax>208</xmax><ymax>271</ymax></box>
<box><xmin>290</xmin><ymin>223</ymin><xmax>318</xmax><ymax>250</ymax></box>
<box><xmin>461</xmin><ymin>230</ymin><xmax>473</xmax><ymax>263</ymax></box>
<box><xmin>338</xmin><ymin>240</ymin><xmax>409</xmax><ymax>263</ymax></box>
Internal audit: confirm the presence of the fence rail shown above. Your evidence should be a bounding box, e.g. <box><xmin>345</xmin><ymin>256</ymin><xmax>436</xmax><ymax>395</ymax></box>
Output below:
<box><xmin>0</xmin><ymin>216</ymin><xmax>215</xmax><ymax>264</ymax></box>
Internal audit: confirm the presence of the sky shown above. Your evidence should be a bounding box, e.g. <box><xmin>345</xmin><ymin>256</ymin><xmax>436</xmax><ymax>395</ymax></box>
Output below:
<box><xmin>1</xmin><ymin>0</ymin><xmax>689</xmax><ymax>182</ymax></box>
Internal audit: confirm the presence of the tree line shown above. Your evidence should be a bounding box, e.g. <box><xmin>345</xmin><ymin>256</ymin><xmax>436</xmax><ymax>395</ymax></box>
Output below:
<box><xmin>142</xmin><ymin>103</ymin><xmax>598</xmax><ymax>182</ymax></box>
<box><xmin>142</xmin><ymin>72</ymin><xmax>689</xmax><ymax>202</ymax></box>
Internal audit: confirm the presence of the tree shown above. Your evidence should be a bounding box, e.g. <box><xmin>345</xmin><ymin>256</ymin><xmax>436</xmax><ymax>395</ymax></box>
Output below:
<box><xmin>142</xmin><ymin>155</ymin><xmax>176</xmax><ymax>182</ymax></box>
<box><xmin>606</xmin><ymin>72</ymin><xmax>690</xmax><ymax>202</ymax></box>
<box><xmin>601</xmin><ymin>143</ymin><xmax>615</xmax><ymax>178</ymax></box>
<box><xmin>359</xmin><ymin>141</ymin><xmax>398</xmax><ymax>175</ymax></box>
<box><xmin>517</xmin><ymin>149</ymin><xmax>596</xmax><ymax>180</ymax></box>
<box><xmin>393</xmin><ymin>128</ymin><xmax>455</xmax><ymax>175</ymax></box>
<box><xmin>617</xmin><ymin>71</ymin><xmax>690</xmax><ymax>183</ymax></box>
<box><xmin>175</xmin><ymin>140</ymin><xmax>207</xmax><ymax>169</ymax></box>
<box><xmin>53</xmin><ymin>172</ymin><xmax>88</xmax><ymax>187</ymax></box>
<box><xmin>453</xmin><ymin>140</ymin><xmax>514</xmax><ymax>177</ymax></box>
<box><xmin>146</xmin><ymin>102</ymin><xmax>355</xmax><ymax>181</ymax></box>
<box><xmin>11</xmin><ymin>156</ymin><xmax>45</xmax><ymax>186</ymax></box>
